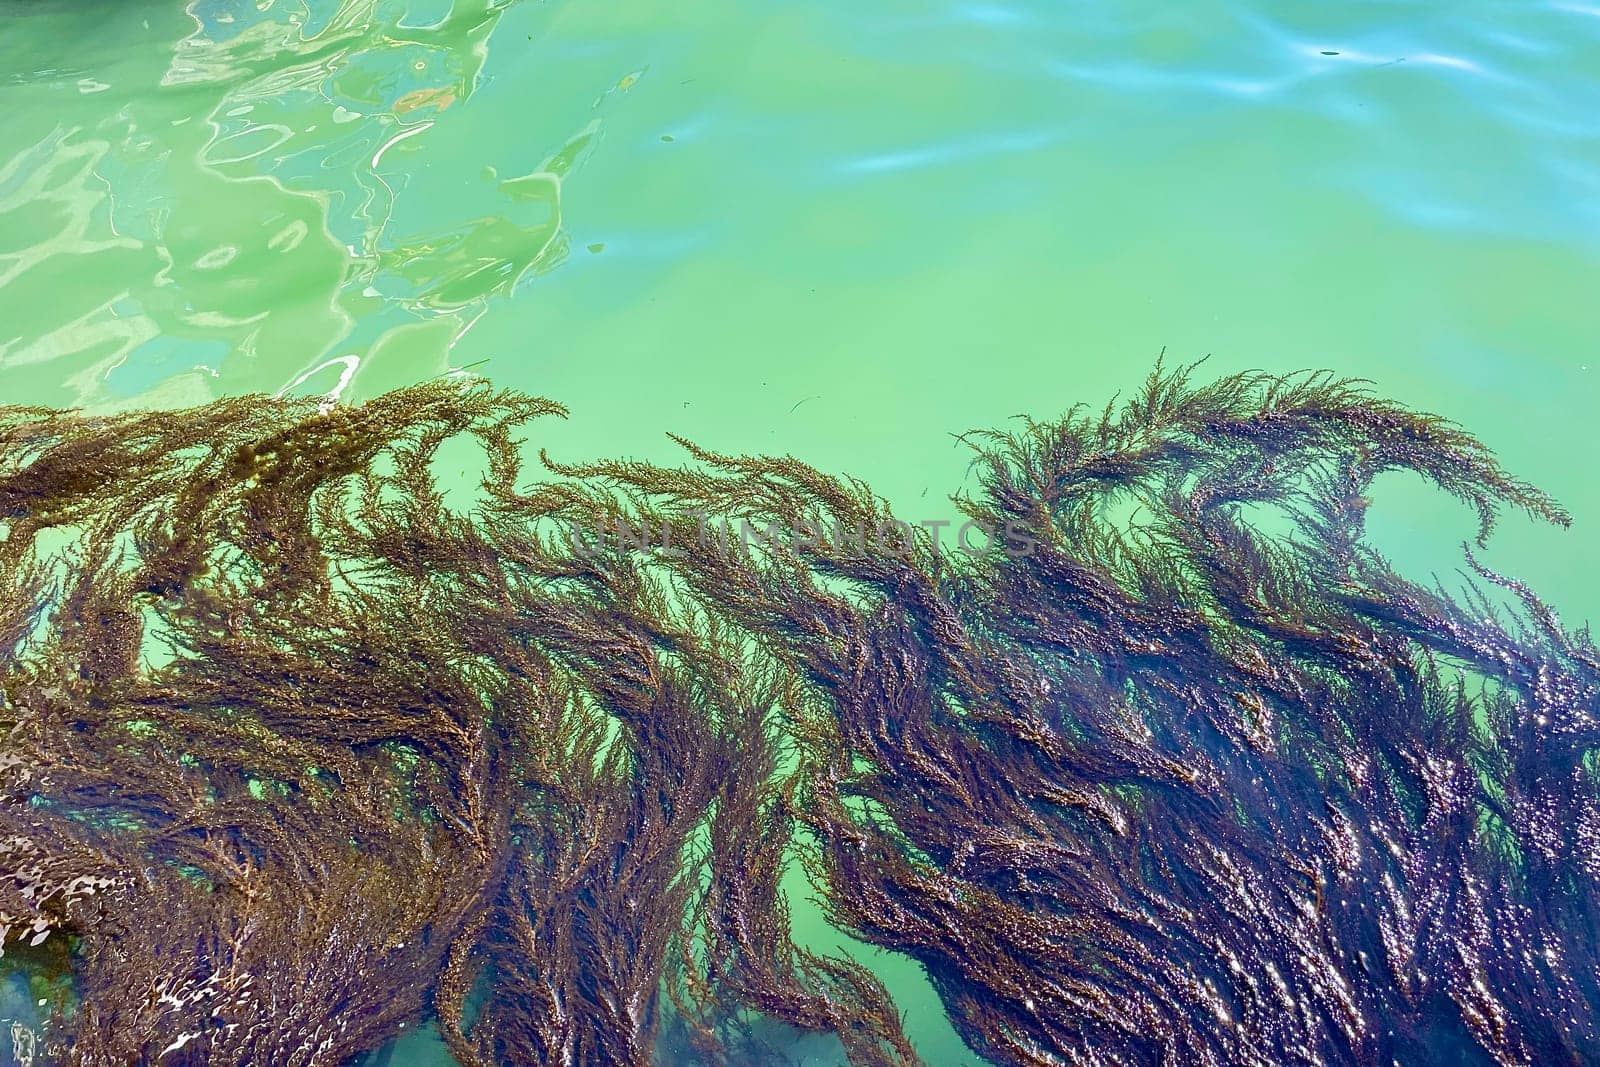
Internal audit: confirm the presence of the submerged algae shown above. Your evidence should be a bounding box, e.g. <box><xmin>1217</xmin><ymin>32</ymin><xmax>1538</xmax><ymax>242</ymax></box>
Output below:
<box><xmin>1</xmin><ymin>366</ymin><xmax>1596</xmax><ymax>1066</ymax></box>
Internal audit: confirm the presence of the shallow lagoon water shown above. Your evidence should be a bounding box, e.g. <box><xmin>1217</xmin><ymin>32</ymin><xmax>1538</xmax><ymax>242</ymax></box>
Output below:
<box><xmin>1</xmin><ymin>0</ymin><xmax>1598</xmax><ymax>1063</ymax></box>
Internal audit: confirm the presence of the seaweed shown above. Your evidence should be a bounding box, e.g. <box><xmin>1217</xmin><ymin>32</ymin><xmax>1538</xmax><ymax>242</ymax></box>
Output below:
<box><xmin>0</xmin><ymin>381</ymin><xmax>910</xmax><ymax>1066</ymax></box>
<box><xmin>568</xmin><ymin>363</ymin><xmax>1597</xmax><ymax>1066</ymax></box>
<box><xmin>1</xmin><ymin>366</ymin><xmax>1596</xmax><ymax>1066</ymax></box>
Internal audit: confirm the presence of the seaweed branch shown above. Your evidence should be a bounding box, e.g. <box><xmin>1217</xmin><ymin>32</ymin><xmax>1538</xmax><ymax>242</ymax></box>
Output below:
<box><xmin>3</xmin><ymin>366</ymin><xmax>1595</xmax><ymax>1066</ymax></box>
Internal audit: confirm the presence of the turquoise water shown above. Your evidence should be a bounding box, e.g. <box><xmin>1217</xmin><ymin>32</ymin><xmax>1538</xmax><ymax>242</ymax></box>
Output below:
<box><xmin>2</xmin><ymin>0</ymin><xmax>1598</xmax><ymax>1062</ymax></box>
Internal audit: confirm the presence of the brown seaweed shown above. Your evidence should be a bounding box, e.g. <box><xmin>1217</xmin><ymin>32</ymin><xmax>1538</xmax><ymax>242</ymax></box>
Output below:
<box><xmin>2</xmin><ymin>366</ymin><xmax>1596</xmax><ymax>1066</ymax></box>
<box><xmin>0</xmin><ymin>382</ymin><xmax>911</xmax><ymax>1066</ymax></box>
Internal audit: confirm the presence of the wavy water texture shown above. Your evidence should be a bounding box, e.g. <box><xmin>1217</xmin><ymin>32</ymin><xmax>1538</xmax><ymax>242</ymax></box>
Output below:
<box><xmin>1</xmin><ymin>366</ymin><xmax>1596</xmax><ymax>1066</ymax></box>
<box><xmin>0</xmin><ymin>0</ymin><xmax>643</xmax><ymax>410</ymax></box>
<box><xmin>4</xmin><ymin>0</ymin><xmax>1598</xmax><ymax>423</ymax></box>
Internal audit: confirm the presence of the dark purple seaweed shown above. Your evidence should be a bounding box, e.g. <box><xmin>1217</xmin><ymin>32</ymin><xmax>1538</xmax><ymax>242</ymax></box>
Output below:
<box><xmin>2</xmin><ymin>365</ymin><xmax>1595</xmax><ymax>1066</ymax></box>
<box><xmin>566</xmin><ymin>364</ymin><xmax>1596</xmax><ymax>1066</ymax></box>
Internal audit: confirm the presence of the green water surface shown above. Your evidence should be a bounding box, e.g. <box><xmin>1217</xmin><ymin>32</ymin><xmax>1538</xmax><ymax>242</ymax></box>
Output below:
<box><xmin>2</xmin><ymin>0</ymin><xmax>1597</xmax><ymax>1062</ymax></box>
